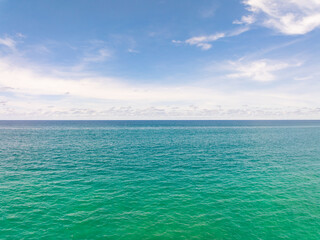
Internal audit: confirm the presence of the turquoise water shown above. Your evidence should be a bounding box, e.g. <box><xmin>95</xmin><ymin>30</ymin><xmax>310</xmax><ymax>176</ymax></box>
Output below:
<box><xmin>1</xmin><ymin>120</ymin><xmax>320</xmax><ymax>239</ymax></box>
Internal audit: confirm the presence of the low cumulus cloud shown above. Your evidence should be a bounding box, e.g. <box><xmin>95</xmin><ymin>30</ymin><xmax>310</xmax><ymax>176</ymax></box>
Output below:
<box><xmin>2</xmin><ymin>103</ymin><xmax>320</xmax><ymax>120</ymax></box>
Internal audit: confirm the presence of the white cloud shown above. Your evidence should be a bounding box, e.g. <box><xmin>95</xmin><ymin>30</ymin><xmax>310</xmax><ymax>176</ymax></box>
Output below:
<box><xmin>128</xmin><ymin>48</ymin><xmax>139</xmax><ymax>53</ymax></box>
<box><xmin>174</xmin><ymin>27</ymin><xmax>248</xmax><ymax>50</ymax></box>
<box><xmin>227</xmin><ymin>59</ymin><xmax>299</xmax><ymax>82</ymax></box>
<box><xmin>199</xmin><ymin>3</ymin><xmax>218</xmax><ymax>18</ymax></box>
<box><xmin>83</xmin><ymin>48</ymin><xmax>111</xmax><ymax>62</ymax></box>
<box><xmin>239</xmin><ymin>0</ymin><xmax>320</xmax><ymax>35</ymax></box>
<box><xmin>2</xmin><ymin>101</ymin><xmax>320</xmax><ymax>120</ymax></box>
<box><xmin>0</xmin><ymin>56</ymin><xmax>222</xmax><ymax>102</ymax></box>
<box><xmin>233</xmin><ymin>15</ymin><xmax>256</xmax><ymax>25</ymax></box>
<box><xmin>16</xmin><ymin>33</ymin><xmax>26</xmax><ymax>38</ymax></box>
<box><xmin>0</xmin><ymin>37</ymin><xmax>16</xmax><ymax>50</ymax></box>
<box><xmin>0</xmin><ymin>50</ymin><xmax>319</xmax><ymax>119</ymax></box>
<box><xmin>294</xmin><ymin>75</ymin><xmax>314</xmax><ymax>81</ymax></box>
<box><xmin>228</xmin><ymin>26</ymin><xmax>250</xmax><ymax>36</ymax></box>
<box><xmin>185</xmin><ymin>32</ymin><xmax>225</xmax><ymax>50</ymax></box>
<box><xmin>196</xmin><ymin>43</ymin><xmax>212</xmax><ymax>50</ymax></box>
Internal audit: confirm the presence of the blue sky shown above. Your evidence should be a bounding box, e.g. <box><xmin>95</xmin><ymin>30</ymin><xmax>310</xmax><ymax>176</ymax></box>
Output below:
<box><xmin>0</xmin><ymin>0</ymin><xmax>320</xmax><ymax>119</ymax></box>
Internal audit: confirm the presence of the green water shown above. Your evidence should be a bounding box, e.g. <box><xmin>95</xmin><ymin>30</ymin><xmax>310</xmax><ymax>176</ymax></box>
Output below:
<box><xmin>1</xmin><ymin>121</ymin><xmax>320</xmax><ymax>239</ymax></box>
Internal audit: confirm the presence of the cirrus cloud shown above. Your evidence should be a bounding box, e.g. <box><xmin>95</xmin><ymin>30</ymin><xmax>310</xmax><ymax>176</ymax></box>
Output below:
<box><xmin>173</xmin><ymin>27</ymin><xmax>249</xmax><ymax>50</ymax></box>
<box><xmin>238</xmin><ymin>0</ymin><xmax>320</xmax><ymax>35</ymax></box>
<box><xmin>227</xmin><ymin>59</ymin><xmax>301</xmax><ymax>82</ymax></box>
<box><xmin>0</xmin><ymin>37</ymin><xmax>16</xmax><ymax>50</ymax></box>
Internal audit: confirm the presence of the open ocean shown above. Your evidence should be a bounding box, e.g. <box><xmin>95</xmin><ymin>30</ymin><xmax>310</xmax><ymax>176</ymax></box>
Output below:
<box><xmin>1</xmin><ymin>120</ymin><xmax>320</xmax><ymax>239</ymax></box>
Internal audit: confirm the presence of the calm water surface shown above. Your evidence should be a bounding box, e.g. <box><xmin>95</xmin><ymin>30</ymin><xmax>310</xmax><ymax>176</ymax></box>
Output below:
<box><xmin>1</xmin><ymin>120</ymin><xmax>320</xmax><ymax>239</ymax></box>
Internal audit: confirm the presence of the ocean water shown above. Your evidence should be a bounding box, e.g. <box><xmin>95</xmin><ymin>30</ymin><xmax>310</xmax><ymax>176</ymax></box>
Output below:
<box><xmin>1</xmin><ymin>120</ymin><xmax>320</xmax><ymax>239</ymax></box>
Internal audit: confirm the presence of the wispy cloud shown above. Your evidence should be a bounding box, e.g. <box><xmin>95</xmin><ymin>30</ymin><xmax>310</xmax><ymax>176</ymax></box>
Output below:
<box><xmin>0</xmin><ymin>37</ymin><xmax>16</xmax><ymax>50</ymax></box>
<box><xmin>83</xmin><ymin>48</ymin><xmax>111</xmax><ymax>62</ymax></box>
<box><xmin>0</xmin><ymin>56</ymin><xmax>219</xmax><ymax>102</ymax></box>
<box><xmin>128</xmin><ymin>48</ymin><xmax>139</xmax><ymax>53</ymax></box>
<box><xmin>199</xmin><ymin>3</ymin><xmax>218</xmax><ymax>18</ymax></box>
<box><xmin>185</xmin><ymin>32</ymin><xmax>225</xmax><ymax>50</ymax></box>
<box><xmin>173</xmin><ymin>27</ymin><xmax>249</xmax><ymax>50</ymax></box>
<box><xmin>0</xmin><ymin>32</ymin><xmax>318</xmax><ymax>119</ymax></box>
<box><xmin>16</xmin><ymin>33</ymin><xmax>26</xmax><ymax>38</ymax></box>
<box><xmin>1</xmin><ymin>53</ymin><xmax>319</xmax><ymax>120</ymax></box>
<box><xmin>227</xmin><ymin>59</ymin><xmax>301</xmax><ymax>82</ymax></box>
<box><xmin>233</xmin><ymin>14</ymin><xmax>255</xmax><ymax>25</ymax></box>
<box><xmin>237</xmin><ymin>0</ymin><xmax>320</xmax><ymax>35</ymax></box>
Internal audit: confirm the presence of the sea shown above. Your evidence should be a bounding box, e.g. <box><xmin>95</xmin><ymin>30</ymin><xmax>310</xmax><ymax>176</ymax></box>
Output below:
<box><xmin>1</xmin><ymin>120</ymin><xmax>320</xmax><ymax>239</ymax></box>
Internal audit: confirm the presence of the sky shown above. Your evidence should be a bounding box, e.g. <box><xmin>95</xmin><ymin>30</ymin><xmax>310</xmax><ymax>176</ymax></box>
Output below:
<box><xmin>1</xmin><ymin>0</ymin><xmax>320</xmax><ymax>120</ymax></box>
